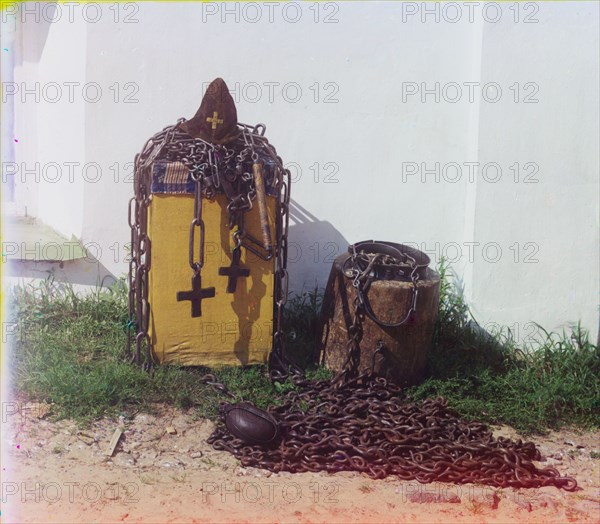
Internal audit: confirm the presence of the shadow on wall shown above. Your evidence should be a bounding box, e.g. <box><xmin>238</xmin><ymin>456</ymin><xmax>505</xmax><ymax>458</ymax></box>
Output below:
<box><xmin>4</xmin><ymin>256</ymin><xmax>119</xmax><ymax>292</ymax></box>
<box><xmin>287</xmin><ymin>199</ymin><xmax>349</xmax><ymax>294</ymax></box>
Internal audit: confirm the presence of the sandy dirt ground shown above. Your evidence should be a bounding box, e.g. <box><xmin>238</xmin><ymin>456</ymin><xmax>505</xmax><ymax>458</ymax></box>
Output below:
<box><xmin>2</xmin><ymin>402</ymin><xmax>599</xmax><ymax>524</ymax></box>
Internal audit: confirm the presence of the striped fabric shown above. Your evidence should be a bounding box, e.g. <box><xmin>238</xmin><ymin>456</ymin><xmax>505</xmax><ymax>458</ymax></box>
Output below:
<box><xmin>151</xmin><ymin>161</ymin><xmax>195</xmax><ymax>194</ymax></box>
<box><xmin>150</xmin><ymin>158</ymin><xmax>279</xmax><ymax>196</ymax></box>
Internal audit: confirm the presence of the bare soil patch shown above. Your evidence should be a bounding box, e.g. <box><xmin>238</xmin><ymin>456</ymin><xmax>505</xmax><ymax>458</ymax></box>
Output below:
<box><xmin>3</xmin><ymin>404</ymin><xmax>599</xmax><ymax>523</ymax></box>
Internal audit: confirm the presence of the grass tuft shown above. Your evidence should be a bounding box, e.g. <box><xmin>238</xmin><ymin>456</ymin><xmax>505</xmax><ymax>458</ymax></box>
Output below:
<box><xmin>406</xmin><ymin>260</ymin><xmax>600</xmax><ymax>433</ymax></box>
<box><xmin>283</xmin><ymin>286</ymin><xmax>323</xmax><ymax>368</ymax></box>
<box><xmin>7</xmin><ymin>279</ymin><xmax>318</xmax><ymax>422</ymax></box>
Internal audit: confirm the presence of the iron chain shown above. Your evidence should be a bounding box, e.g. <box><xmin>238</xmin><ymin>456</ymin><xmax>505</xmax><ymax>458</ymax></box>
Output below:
<box><xmin>208</xmin><ymin>372</ymin><xmax>578</xmax><ymax>491</ymax></box>
<box><xmin>208</xmin><ymin>246</ymin><xmax>577</xmax><ymax>491</ymax></box>
<box><xmin>128</xmin><ymin>119</ymin><xmax>577</xmax><ymax>492</ymax></box>
<box><xmin>128</xmin><ymin>120</ymin><xmax>290</xmax><ymax>372</ymax></box>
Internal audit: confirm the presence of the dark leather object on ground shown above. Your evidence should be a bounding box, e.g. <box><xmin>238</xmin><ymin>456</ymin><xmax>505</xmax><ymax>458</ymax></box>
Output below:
<box><xmin>224</xmin><ymin>402</ymin><xmax>280</xmax><ymax>445</ymax></box>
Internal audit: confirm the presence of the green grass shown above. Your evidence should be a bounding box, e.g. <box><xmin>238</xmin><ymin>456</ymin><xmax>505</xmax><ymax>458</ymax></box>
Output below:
<box><xmin>8</xmin><ymin>279</ymin><xmax>332</xmax><ymax>423</ymax></box>
<box><xmin>282</xmin><ymin>285</ymin><xmax>323</xmax><ymax>369</ymax></box>
<box><xmin>8</xmin><ymin>278</ymin><xmax>280</xmax><ymax>422</ymax></box>
<box><xmin>7</xmin><ymin>265</ymin><xmax>600</xmax><ymax>434</ymax></box>
<box><xmin>406</xmin><ymin>261</ymin><xmax>600</xmax><ymax>433</ymax></box>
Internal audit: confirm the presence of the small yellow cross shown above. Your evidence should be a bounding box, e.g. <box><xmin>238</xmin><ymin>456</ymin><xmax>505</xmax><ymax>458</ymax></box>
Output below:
<box><xmin>206</xmin><ymin>111</ymin><xmax>224</xmax><ymax>130</ymax></box>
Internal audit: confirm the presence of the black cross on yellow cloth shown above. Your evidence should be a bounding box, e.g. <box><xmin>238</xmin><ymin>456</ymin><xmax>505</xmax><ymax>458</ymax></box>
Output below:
<box><xmin>219</xmin><ymin>247</ymin><xmax>250</xmax><ymax>293</ymax></box>
<box><xmin>177</xmin><ymin>273</ymin><xmax>215</xmax><ymax>317</ymax></box>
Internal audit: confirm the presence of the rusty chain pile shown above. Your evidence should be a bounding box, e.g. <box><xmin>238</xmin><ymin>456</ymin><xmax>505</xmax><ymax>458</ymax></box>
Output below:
<box><xmin>208</xmin><ymin>371</ymin><xmax>578</xmax><ymax>491</ymax></box>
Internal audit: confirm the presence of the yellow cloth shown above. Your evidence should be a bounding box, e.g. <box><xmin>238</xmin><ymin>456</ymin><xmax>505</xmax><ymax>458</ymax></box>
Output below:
<box><xmin>147</xmin><ymin>193</ymin><xmax>275</xmax><ymax>366</ymax></box>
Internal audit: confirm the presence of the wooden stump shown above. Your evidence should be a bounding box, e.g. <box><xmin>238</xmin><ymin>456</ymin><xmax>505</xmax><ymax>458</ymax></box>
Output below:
<box><xmin>319</xmin><ymin>253</ymin><xmax>440</xmax><ymax>386</ymax></box>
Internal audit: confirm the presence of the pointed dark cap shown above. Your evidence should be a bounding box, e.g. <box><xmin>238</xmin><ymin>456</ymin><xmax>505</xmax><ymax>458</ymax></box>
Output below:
<box><xmin>181</xmin><ymin>78</ymin><xmax>240</xmax><ymax>145</ymax></box>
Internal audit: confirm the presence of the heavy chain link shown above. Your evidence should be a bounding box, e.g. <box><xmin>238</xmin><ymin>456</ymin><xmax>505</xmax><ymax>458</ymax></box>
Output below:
<box><xmin>127</xmin><ymin>120</ymin><xmax>290</xmax><ymax>371</ymax></box>
<box><xmin>126</xmin><ymin>124</ymin><xmax>176</xmax><ymax>371</ymax></box>
<box><xmin>344</xmin><ymin>247</ymin><xmax>420</xmax><ymax>328</ymax></box>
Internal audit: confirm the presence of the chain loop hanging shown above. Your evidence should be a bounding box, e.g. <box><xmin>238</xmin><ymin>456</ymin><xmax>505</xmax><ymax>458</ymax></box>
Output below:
<box><xmin>128</xmin><ymin>120</ymin><xmax>290</xmax><ymax>371</ymax></box>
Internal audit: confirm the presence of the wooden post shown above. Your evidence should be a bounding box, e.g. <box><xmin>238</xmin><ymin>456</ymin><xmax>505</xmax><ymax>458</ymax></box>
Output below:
<box><xmin>319</xmin><ymin>253</ymin><xmax>440</xmax><ymax>386</ymax></box>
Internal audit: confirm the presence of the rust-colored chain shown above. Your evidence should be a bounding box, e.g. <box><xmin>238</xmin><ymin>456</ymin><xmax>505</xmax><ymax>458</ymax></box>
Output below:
<box><xmin>128</xmin><ymin>121</ymin><xmax>290</xmax><ymax>370</ymax></box>
<box><xmin>208</xmin><ymin>248</ymin><xmax>577</xmax><ymax>491</ymax></box>
<box><xmin>127</xmin><ymin>124</ymin><xmax>175</xmax><ymax>370</ymax></box>
<box><xmin>207</xmin><ymin>372</ymin><xmax>578</xmax><ymax>491</ymax></box>
<box><xmin>127</xmin><ymin>122</ymin><xmax>578</xmax><ymax>492</ymax></box>
<box><xmin>231</xmin><ymin>124</ymin><xmax>293</xmax><ymax>380</ymax></box>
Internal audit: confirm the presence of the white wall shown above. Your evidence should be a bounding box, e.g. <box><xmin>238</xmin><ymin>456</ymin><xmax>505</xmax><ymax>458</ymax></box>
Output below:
<box><xmin>473</xmin><ymin>3</ymin><xmax>600</xmax><ymax>337</ymax></box>
<box><xmin>6</xmin><ymin>1</ymin><xmax>599</xmax><ymax>343</ymax></box>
